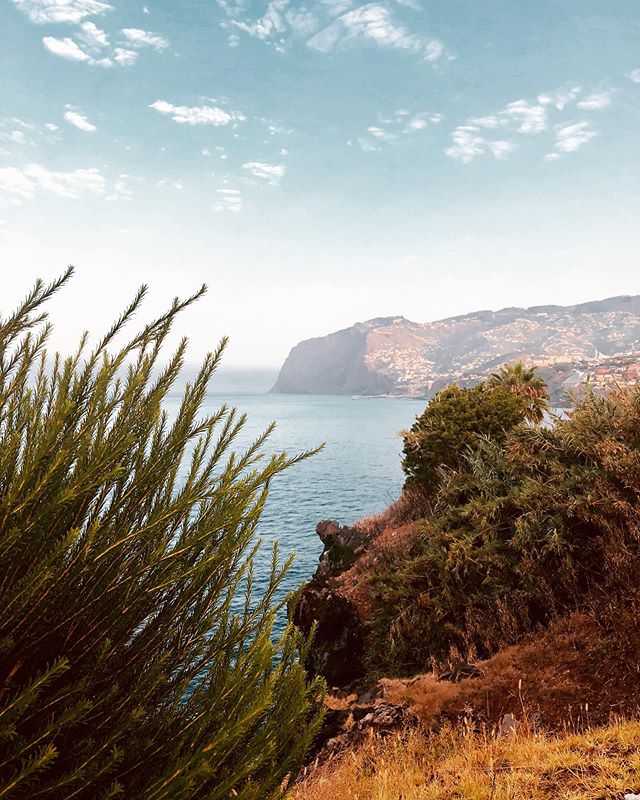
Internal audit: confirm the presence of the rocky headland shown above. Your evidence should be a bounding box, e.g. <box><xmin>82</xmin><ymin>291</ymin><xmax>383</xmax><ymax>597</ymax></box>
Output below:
<box><xmin>272</xmin><ymin>295</ymin><xmax>640</xmax><ymax>402</ymax></box>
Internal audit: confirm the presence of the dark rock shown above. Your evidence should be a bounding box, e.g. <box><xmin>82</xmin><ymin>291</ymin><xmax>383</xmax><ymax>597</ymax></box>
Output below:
<box><xmin>314</xmin><ymin>520</ymin><xmax>370</xmax><ymax>582</ymax></box>
<box><xmin>293</xmin><ymin>585</ymin><xmax>365</xmax><ymax>686</ymax></box>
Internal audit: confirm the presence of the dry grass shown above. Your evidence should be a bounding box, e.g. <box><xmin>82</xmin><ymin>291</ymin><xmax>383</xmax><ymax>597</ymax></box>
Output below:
<box><xmin>354</xmin><ymin>490</ymin><xmax>429</xmax><ymax>537</ymax></box>
<box><xmin>291</xmin><ymin>720</ymin><xmax>640</xmax><ymax>799</ymax></box>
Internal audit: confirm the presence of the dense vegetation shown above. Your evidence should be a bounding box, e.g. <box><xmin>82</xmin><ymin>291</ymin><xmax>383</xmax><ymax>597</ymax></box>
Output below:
<box><xmin>369</xmin><ymin>374</ymin><xmax>640</xmax><ymax>675</ymax></box>
<box><xmin>0</xmin><ymin>270</ymin><xmax>324</xmax><ymax>799</ymax></box>
<box><xmin>401</xmin><ymin>380</ymin><xmax>533</xmax><ymax>497</ymax></box>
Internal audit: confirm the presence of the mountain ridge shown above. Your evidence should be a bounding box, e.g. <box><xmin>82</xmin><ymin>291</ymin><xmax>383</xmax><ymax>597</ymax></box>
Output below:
<box><xmin>271</xmin><ymin>294</ymin><xmax>640</xmax><ymax>398</ymax></box>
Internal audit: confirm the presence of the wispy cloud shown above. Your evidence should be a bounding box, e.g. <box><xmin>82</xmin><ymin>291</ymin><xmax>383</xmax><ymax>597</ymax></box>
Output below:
<box><xmin>537</xmin><ymin>86</ymin><xmax>581</xmax><ymax>110</ymax></box>
<box><xmin>242</xmin><ymin>161</ymin><xmax>286</xmax><ymax>184</ymax></box>
<box><xmin>353</xmin><ymin>108</ymin><xmax>442</xmax><ymax>151</ymax></box>
<box><xmin>64</xmin><ymin>109</ymin><xmax>97</xmax><ymax>131</ymax></box>
<box><xmin>552</xmin><ymin>121</ymin><xmax>598</xmax><ymax>154</ymax></box>
<box><xmin>150</xmin><ymin>100</ymin><xmax>245</xmax><ymax>126</ymax></box>
<box><xmin>307</xmin><ymin>3</ymin><xmax>448</xmax><ymax>61</ymax></box>
<box><xmin>42</xmin><ymin>35</ymin><xmax>104</xmax><ymax>63</ymax></box>
<box><xmin>11</xmin><ymin>0</ymin><xmax>113</xmax><ymax>24</ymax></box>
<box><xmin>576</xmin><ymin>91</ymin><xmax>613</xmax><ymax>110</ymax></box>
<box><xmin>218</xmin><ymin>0</ymin><xmax>451</xmax><ymax>62</ymax></box>
<box><xmin>629</xmin><ymin>69</ymin><xmax>640</xmax><ymax>84</ymax></box>
<box><xmin>0</xmin><ymin>163</ymin><xmax>106</xmax><ymax>204</ymax></box>
<box><xmin>121</xmin><ymin>28</ymin><xmax>169</xmax><ymax>50</ymax></box>
<box><xmin>214</xmin><ymin>188</ymin><xmax>243</xmax><ymax>212</ymax></box>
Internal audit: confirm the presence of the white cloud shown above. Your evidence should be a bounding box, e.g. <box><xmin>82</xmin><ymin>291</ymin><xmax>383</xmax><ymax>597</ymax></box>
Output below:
<box><xmin>242</xmin><ymin>161</ymin><xmax>286</xmax><ymax>183</ymax></box>
<box><xmin>537</xmin><ymin>86</ymin><xmax>581</xmax><ymax>110</ymax></box>
<box><xmin>445</xmin><ymin>83</ymin><xmax>608</xmax><ymax>164</ymax></box>
<box><xmin>307</xmin><ymin>3</ymin><xmax>447</xmax><ymax>61</ymax></box>
<box><xmin>11</xmin><ymin>0</ymin><xmax>113</xmax><ymax>24</ymax></box>
<box><xmin>553</xmin><ymin>121</ymin><xmax>597</xmax><ymax>153</ymax></box>
<box><xmin>221</xmin><ymin>0</ymin><xmax>451</xmax><ymax>61</ymax></box>
<box><xmin>629</xmin><ymin>69</ymin><xmax>640</xmax><ymax>84</ymax></box>
<box><xmin>1</xmin><ymin>130</ymin><xmax>27</xmax><ymax>144</ymax></box>
<box><xmin>150</xmin><ymin>100</ymin><xmax>244</xmax><ymax>126</ymax></box>
<box><xmin>121</xmin><ymin>28</ymin><xmax>169</xmax><ymax>50</ymax></box>
<box><xmin>502</xmin><ymin>100</ymin><xmax>547</xmax><ymax>134</ymax></box>
<box><xmin>367</xmin><ymin>125</ymin><xmax>396</xmax><ymax>142</ymax></box>
<box><xmin>214</xmin><ymin>187</ymin><xmax>243</xmax><ymax>212</ymax></box>
<box><xmin>113</xmin><ymin>47</ymin><xmax>138</xmax><ymax>65</ymax></box>
<box><xmin>445</xmin><ymin>125</ymin><xmax>515</xmax><ymax>163</ymax></box>
<box><xmin>0</xmin><ymin>163</ymin><xmax>106</xmax><ymax>204</ymax></box>
<box><xmin>79</xmin><ymin>21</ymin><xmax>109</xmax><ymax>48</ymax></box>
<box><xmin>486</xmin><ymin>140</ymin><xmax>516</xmax><ymax>159</ymax></box>
<box><xmin>42</xmin><ymin>36</ymin><xmax>90</xmax><ymax>61</ymax></box>
<box><xmin>0</xmin><ymin>167</ymin><xmax>36</xmax><ymax>202</ymax></box>
<box><xmin>64</xmin><ymin>110</ymin><xmax>96</xmax><ymax>132</ymax></box>
<box><xmin>45</xmin><ymin>123</ymin><xmax>59</xmax><ymax>131</ymax></box>
<box><xmin>576</xmin><ymin>91</ymin><xmax>612</xmax><ymax>110</ymax></box>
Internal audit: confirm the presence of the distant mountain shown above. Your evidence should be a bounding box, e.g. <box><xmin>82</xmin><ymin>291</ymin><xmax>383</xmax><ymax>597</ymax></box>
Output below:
<box><xmin>271</xmin><ymin>296</ymin><xmax>640</xmax><ymax>400</ymax></box>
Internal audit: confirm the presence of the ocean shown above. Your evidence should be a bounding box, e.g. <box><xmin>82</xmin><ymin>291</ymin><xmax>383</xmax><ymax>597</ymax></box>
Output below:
<box><xmin>165</xmin><ymin>391</ymin><xmax>426</xmax><ymax>606</ymax></box>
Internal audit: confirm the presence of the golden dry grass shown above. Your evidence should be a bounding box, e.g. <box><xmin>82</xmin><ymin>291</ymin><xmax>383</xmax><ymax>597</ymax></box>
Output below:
<box><xmin>291</xmin><ymin>720</ymin><xmax>640</xmax><ymax>799</ymax></box>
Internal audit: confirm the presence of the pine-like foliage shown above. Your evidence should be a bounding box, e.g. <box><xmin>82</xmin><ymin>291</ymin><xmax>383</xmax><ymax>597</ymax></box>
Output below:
<box><xmin>0</xmin><ymin>268</ymin><xmax>324</xmax><ymax>800</ymax></box>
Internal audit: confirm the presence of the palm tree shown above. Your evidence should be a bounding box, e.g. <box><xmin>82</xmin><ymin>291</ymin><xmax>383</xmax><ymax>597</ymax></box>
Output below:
<box><xmin>489</xmin><ymin>361</ymin><xmax>549</xmax><ymax>423</ymax></box>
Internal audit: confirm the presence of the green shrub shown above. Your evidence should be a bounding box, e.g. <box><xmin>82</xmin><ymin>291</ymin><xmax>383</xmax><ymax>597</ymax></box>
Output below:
<box><xmin>401</xmin><ymin>383</ymin><xmax>528</xmax><ymax>496</ymax></box>
<box><xmin>369</xmin><ymin>387</ymin><xmax>640</xmax><ymax>676</ymax></box>
<box><xmin>0</xmin><ymin>269</ymin><xmax>324</xmax><ymax>800</ymax></box>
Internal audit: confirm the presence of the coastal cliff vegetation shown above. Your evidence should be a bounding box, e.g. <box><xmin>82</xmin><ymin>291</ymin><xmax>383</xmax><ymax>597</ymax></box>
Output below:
<box><xmin>293</xmin><ymin>367</ymin><xmax>640</xmax><ymax>796</ymax></box>
<box><xmin>0</xmin><ymin>270</ymin><xmax>324</xmax><ymax>800</ymax></box>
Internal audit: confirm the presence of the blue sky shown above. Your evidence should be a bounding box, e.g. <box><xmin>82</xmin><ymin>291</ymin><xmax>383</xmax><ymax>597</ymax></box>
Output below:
<box><xmin>1</xmin><ymin>0</ymin><xmax>639</xmax><ymax>366</ymax></box>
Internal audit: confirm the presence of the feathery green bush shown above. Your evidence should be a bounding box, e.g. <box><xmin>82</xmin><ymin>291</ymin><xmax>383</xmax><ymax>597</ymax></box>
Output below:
<box><xmin>0</xmin><ymin>268</ymin><xmax>324</xmax><ymax>799</ymax></box>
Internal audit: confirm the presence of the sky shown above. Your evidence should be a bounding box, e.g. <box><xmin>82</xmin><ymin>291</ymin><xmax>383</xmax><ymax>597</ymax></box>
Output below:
<box><xmin>1</xmin><ymin>0</ymin><xmax>639</xmax><ymax>367</ymax></box>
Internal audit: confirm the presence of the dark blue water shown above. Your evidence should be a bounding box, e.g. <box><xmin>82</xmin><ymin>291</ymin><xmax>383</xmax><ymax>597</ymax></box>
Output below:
<box><xmin>166</xmin><ymin>393</ymin><xmax>426</xmax><ymax>599</ymax></box>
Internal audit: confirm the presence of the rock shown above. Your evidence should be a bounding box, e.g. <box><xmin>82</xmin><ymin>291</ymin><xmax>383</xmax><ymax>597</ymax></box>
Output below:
<box><xmin>291</xmin><ymin>520</ymin><xmax>370</xmax><ymax>685</ymax></box>
<box><xmin>293</xmin><ymin>585</ymin><xmax>366</xmax><ymax>685</ymax></box>
<box><xmin>313</xmin><ymin>701</ymin><xmax>417</xmax><ymax>760</ymax></box>
<box><xmin>314</xmin><ymin>520</ymin><xmax>370</xmax><ymax>582</ymax></box>
<box><xmin>499</xmin><ymin>713</ymin><xmax>521</xmax><ymax>736</ymax></box>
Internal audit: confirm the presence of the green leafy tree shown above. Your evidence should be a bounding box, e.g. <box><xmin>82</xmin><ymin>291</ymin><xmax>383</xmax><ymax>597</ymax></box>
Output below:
<box><xmin>488</xmin><ymin>361</ymin><xmax>549</xmax><ymax>423</ymax></box>
<box><xmin>0</xmin><ymin>269</ymin><xmax>324</xmax><ymax>800</ymax></box>
<box><xmin>401</xmin><ymin>382</ymin><xmax>528</xmax><ymax>495</ymax></box>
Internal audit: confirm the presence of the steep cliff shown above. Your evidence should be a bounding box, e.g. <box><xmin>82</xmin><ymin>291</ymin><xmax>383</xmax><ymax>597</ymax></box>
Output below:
<box><xmin>272</xmin><ymin>296</ymin><xmax>640</xmax><ymax>396</ymax></box>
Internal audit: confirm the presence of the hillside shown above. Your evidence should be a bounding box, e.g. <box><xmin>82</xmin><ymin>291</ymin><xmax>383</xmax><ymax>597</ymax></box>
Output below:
<box><xmin>272</xmin><ymin>296</ymin><xmax>640</xmax><ymax>400</ymax></box>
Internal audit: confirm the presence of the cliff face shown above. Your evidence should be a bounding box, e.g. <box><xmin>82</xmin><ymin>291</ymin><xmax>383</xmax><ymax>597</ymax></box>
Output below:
<box><xmin>271</xmin><ymin>318</ymin><xmax>399</xmax><ymax>395</ymax></box>
<box><xmin>272</xmin><ymin>296</ymin><xmax>640</xmax><ymax>397</ymax></box>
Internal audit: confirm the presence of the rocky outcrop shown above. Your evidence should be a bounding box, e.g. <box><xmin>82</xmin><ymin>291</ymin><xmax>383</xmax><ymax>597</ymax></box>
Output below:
<box><xmin>292</xmin><ymin>520</ymin><xmax>372</xmax><ymax>686</ymax></box>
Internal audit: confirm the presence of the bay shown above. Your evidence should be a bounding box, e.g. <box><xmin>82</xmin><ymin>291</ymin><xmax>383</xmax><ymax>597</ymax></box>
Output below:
<box><xmin>165</xmin><ymin>392</ymin><xmax>427</xmax><ymax>604</ymax></box>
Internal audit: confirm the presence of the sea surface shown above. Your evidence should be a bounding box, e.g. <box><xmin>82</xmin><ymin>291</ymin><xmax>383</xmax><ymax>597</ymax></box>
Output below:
<box><xmin>165</xmin><ymin>392</ymin><xmax>426</xmax><ymax>606</ymax></box>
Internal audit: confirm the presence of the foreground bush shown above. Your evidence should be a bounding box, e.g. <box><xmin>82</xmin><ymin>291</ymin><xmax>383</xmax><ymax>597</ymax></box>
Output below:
<box><xmin>291</xmin><ymin>720</ymin><xmax>640</xmax><ymax>800</ymax></box>
<box><xmin>370</xmin><ymin>386</ymin><xmax>640</xmax><ymax>674</ymax></box>
<box><xmin>0</xmin><ymin>269</ymin><xmax>324</xmax><ymax>799</ymax></box>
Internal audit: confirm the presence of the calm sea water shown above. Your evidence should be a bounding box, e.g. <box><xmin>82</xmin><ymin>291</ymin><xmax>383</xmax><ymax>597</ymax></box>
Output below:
<box><xmin>165</xmin><ymin>392</ymin><xmax>426</xmax><ymax>601</ymax></box>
